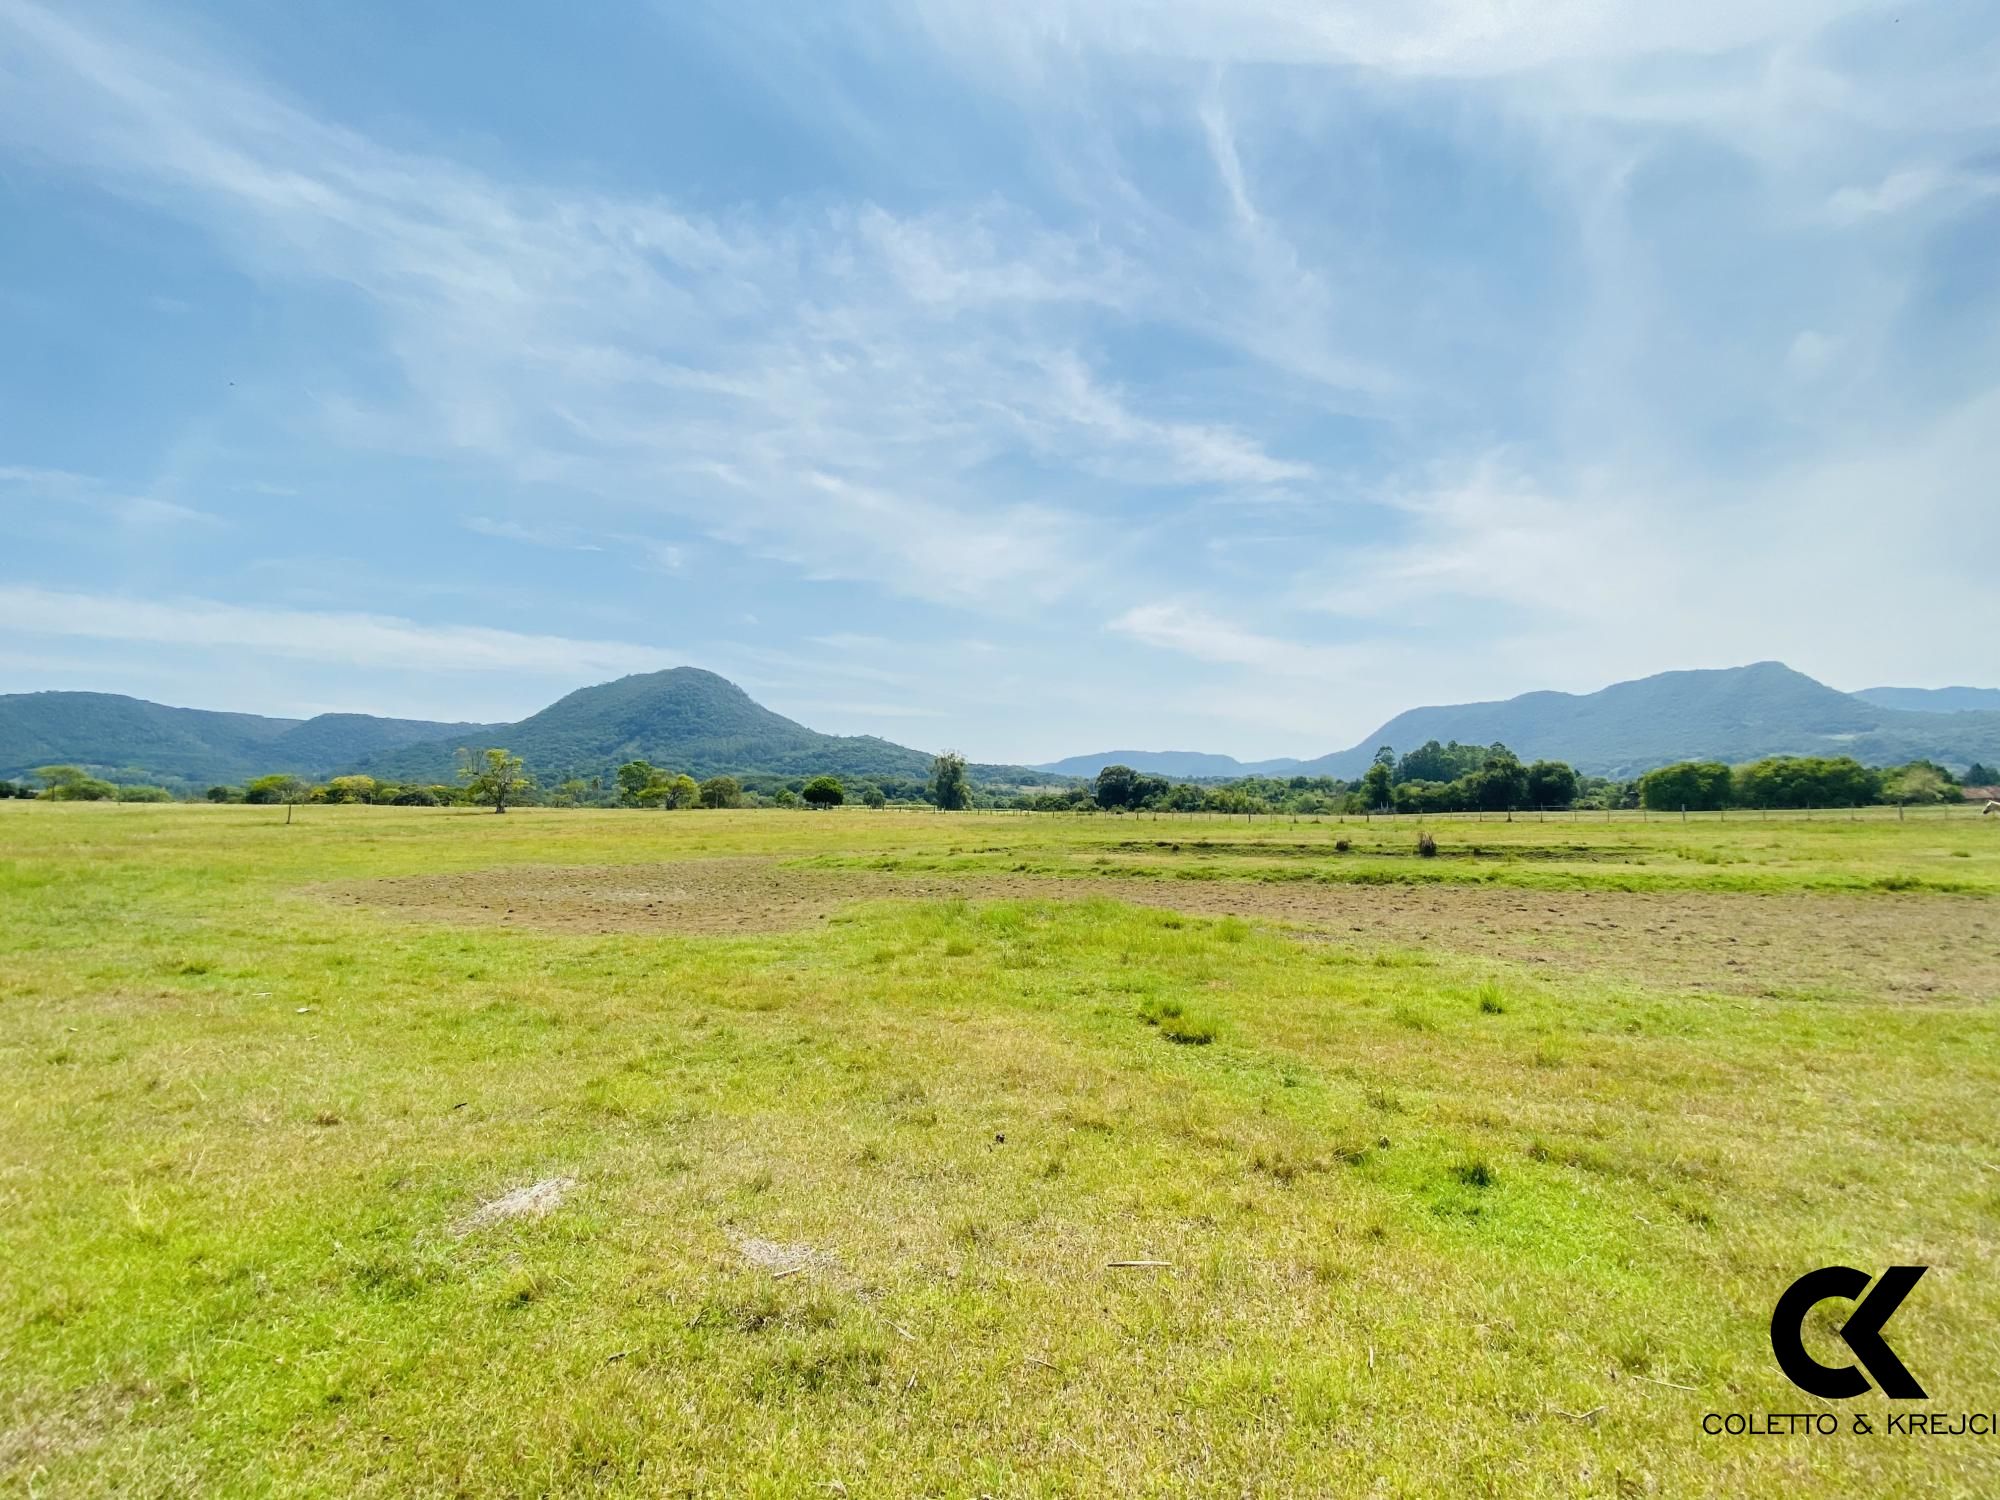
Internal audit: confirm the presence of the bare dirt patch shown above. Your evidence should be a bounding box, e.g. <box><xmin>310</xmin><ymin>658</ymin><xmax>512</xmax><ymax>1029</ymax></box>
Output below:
<box><xmin>452</xmin><ymin>1176</ymin><xmax>577</xmax><ymax>1237</ymax></box>
<box><xmin>733</xmin><ymin>1234</ymin><xmax>840</xmax><ymax>1280</ymax></box>
<box><xmin>330</xmin><ymin>858</ymin><xmax>2000</xmax><ymax>1003</ymax></box>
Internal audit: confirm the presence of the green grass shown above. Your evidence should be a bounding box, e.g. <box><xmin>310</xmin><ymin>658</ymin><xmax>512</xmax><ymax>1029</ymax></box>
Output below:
<box><xmin>2</xmin><ymin>802</ymin><xmax>1998</xmax><ymax>1496</ymax></box>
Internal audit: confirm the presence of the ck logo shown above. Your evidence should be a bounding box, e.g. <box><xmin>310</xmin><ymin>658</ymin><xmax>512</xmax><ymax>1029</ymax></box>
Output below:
<box><xmin>1770</xmin><ymin>1265</ymin><xmax>1928</xmax><ymax>1400</ymax></box>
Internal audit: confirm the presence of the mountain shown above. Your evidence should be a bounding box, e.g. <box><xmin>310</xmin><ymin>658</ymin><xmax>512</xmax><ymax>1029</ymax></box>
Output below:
<box><xmin>1033</xmin><ymin>750</ymin><xmax>1303</xmax><ymax>779</ymax></box>
<box><xmin>0</xmin><ymin>690</ymin><xmax>491</xmax><ymax>787</ymax></box>
<box><xmin>1292</xmin><ymin>662</ymin><xmax>2000</xmax><ymax>779</ymax></box>
<box><xmin>12</xmin><ymin>661</ymin><xmax>1998</xmax><ymax>793</ymax></box>
<box><xmin>358</xmin><ymin>667</ymin><xmax>953</xmax><ymax>785</ymax></box>
<box><xmin>1852</xmin><ymin>685</ymin><xmax>2000</xmax><ymax>715</ymax></box>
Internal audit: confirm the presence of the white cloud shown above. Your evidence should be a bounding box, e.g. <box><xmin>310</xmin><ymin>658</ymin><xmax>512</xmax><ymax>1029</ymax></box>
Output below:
<box><xmin>0</xmin><ymin>586</ymin><xmax>675</xmax><ymax>677</ymax></box>
<box><xmin>0</xmin><ymin>464</ymin><xmax>219</xmax><ymax>528</ymax></box>
<box><xmin>462</xmin><ymin>516</ymin><xmax>603</xmax><ymax>552</ymax></box>
<box><xmin>1826</xmin><ymin>163</ymin><xmax>2000</xmax><ymax>223</ymax></box>
<box><xmin>1109</xmin><ymin>601</ymin><xmax>1367</xmax><ymax>677</ymax></box>
<box><xmin>0</xmin><ymin>3</ymin><xmax>1337</xmax><ymax>608</ymax></box>
<box><xmin>112</xmin><ymin>496</ymin><xmax>221</xmax><ymax>527</ymax></box>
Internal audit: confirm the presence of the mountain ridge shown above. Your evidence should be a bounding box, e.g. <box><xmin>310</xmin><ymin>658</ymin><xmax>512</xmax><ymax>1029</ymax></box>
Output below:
<box><xmin>6</xmin><ymin>661</ymin><xmax>1999</xmax><ymax>791</ymax></box>
<box><xmin>1853</xmin><ymin>685</ymin><xmax>2000</xmax><ymax>715</ymax></box>
<box><xmin>1032</xmin><ymin>750</ymin><xmax>1304</xmax><ymax>779</ymax></box>
<box><xmin>1286</xmin><ymin>663</ymin><xmax>2000</xmax><ymax>778</ymax></box>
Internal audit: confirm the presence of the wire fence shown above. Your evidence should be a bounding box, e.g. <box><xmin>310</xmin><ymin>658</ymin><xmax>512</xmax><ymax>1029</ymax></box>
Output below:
<box><xmin>966</xmin><ymin>801</ymin><xmax>1995</xmax><ymax>825</ymax></box>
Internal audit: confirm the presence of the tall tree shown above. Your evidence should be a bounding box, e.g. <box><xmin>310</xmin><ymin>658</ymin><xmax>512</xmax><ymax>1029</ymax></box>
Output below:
<box><xmin>1524</xmin><ymin>760</ymin><xmax>1579</xmax><ymax>808</ymax></box>
<box><xmin>1360</xmin><ymin>757</ymin><xmax>1393</xmax><ymax>811</ymax></box>
<box><xmin>930</xmin><ymin>752</ymin><xmax>971</xmax><ymax>811</ymax></box>
<box><xmin>616</xmin><ymin>760</ymin><xmax>658</xmax><ymax>806</ymax></box>
<box><xmin>1093</xmin><ymin>764</ymin><xmax>1140</xmax><ymax>809</ymax></box>
<box><xmin>462</xmin><ymin>748</ymin><xmax>531</xmax><ymax>814</ymax></box>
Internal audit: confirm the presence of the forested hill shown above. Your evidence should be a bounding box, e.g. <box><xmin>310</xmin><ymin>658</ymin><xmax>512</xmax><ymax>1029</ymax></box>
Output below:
<box><xmin>1033</xmin><ymin>750</ymin><xmax>1303</xmax><ymax>778</ymax></box>
<box><xmin>1292</xmin><ymin>662</ymin><xmax>2000</xmax><ymax>779</ymax></box>
<box><xmin>1853</xmin><ymin>685</ymin><xmax>2000</xmax><ymax>714</ymax></box>
<box><xmin>0</xmin><ymin>691</ymin><xmax>494</xmax><ymax>786</ymax></box>
<box><xmin>357</xmin><ymin>667</ymin><xmax>947</xmax><ymax>784</ymax></box>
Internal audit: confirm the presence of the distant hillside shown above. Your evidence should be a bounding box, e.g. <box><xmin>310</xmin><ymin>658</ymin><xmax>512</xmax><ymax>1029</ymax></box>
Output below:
<box><xmin>1295</xmin><ymin>663</ymin><xmax>2000</xmax><ymax>778</ymax></box>
<box><xmin>1033</xmin><ymin>750</ymin><xmax>1303</xmax><ymax>779</ymax></box>
<box><xmin>0</xmin><ymin>691</ymin><xmax>489</xmax><ymax>786</ymax></box>
<box><xmin>1853</xmin><ymin>685</ymin><xmax>2000</xmax><ymax>715</ymax></box>
<box><xmin>355</xmin><ymin>668</ymin><xmax>1055</xmax><ymax>786</ymax></box>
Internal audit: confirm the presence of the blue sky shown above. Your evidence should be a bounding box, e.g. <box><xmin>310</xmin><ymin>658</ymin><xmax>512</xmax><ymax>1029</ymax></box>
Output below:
<box><xmin>1</xmin><ymin>0</ymin><xmax>1995</xmax><ymax>762</ymax></box>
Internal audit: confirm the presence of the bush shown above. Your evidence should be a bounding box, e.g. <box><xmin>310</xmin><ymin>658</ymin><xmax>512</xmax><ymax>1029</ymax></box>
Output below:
<box><xmin>1416</xmin><ymin>832</ymin><xmax>1438</xmax><ymax>858</ymax></box>
<box><xmin>390</xmin><ymin>787</ymin><xmax>441</xmax><ymax>806</ymax></box>
<box><xmin>699</xmin><ymin>775</ymin><xmax>742</xmax><ymax>809</ymax></box>
<box><xmin>114</xmin><ymin>785</ymin><xmax>173</xmax><ymax>803</ymax></box>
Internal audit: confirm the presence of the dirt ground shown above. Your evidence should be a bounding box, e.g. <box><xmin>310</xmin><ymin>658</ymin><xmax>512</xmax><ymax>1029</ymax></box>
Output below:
<box><xmin>326</xmin><ymin>857</ymin><xmax>2000</xmax><ymax>1004</ymax></box>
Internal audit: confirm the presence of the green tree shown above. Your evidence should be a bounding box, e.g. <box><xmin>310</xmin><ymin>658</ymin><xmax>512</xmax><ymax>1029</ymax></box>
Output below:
<box><xmin>1880</xmin><ymin>761</ymin><xmax>1957</xmax><ymax>805</ymax></box>
<box><xmin>114</xmin><ymin>785</ymin><xmax>173</xmax><ymax>802</ymax></box>
<box><xmin>243</xmin><ymin>774</ymin><xmax>307</xmax><ymax>805</ymax></box>
<box><xmin>699</xmin><ymin>775</ymin><xmax>742</xmax><ymax>809</ymax></box>
<box><xmin>1524</xmin><ymin>760</ymin><xmax>1579</xmax><ymax>808</ymax></box>
<box><xmin>1732</xmin><ymin>756</ymin><xmax>1879</xmax><ymax>809</ymax></box>
<box><xmin>1638</xmin><ymin>761</ymin><xmax>1733</xmax><ymax>811</ymax></box>
<box><xmin>773</xmin><ymin>788</ymin><xmax>799</xmax><ymax>808</ymax></box>
<box><xmin>204</xmin><ymin>785</ymin><xmax>236</xmax><ymax>803</ymax></box>
<box><xmin>802</xmin><ymin>774</ymin><xmax>845</xmax><ymax>808</ymax></box>
<box><xmin>321</xmin><ymin>774</ymin><xmax>378</xmax><ymax>804</ymax></box>
<box><xmin>930</xmin><ymin>752</ymin><xmax>971</xmax><ymax>811</ymax></box>
<box><xmin>1093</xmin><ymin>764</ymin><xmax>1141</xmax><ymax>809</ymax></box>
<box><xmin>1966</xmin><ymin>762</ymin><xmax>1998</xmax><ymax>786</ymax></box>
<box><xmin>860</xmin><ymin>785</ymin><xmax>887</xmax><ymax>809</ymax></box>
<box><xmin>616</xmin><ymin>760</ymin><xmax>659</xmax><ymax>806</ymax></box>
<box><xmin>1464</xmin><ymin>750</ymin><xmax>1529</xmax><ymax>812</ymax></box>
<box><xmin>1360</xmin><ymin>758</ymin><xmax>1393</xmax><ymax>811</ymax></box>
<box><xmin>33</xmin><ymin>765</ymin><xmax>115</xmax><ymax>801</ymax></box>
<box><xmin>461</xmin><ymin>748</ymin><xmax>531</xmax><ymax>814</ymax></box>
<box><xmin>669</xmin><ymin>773</ymin><xmax>700</xmax><ymax>809</ymax></box>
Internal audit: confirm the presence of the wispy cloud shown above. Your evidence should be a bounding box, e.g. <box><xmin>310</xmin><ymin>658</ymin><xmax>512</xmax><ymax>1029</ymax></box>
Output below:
<box><xmin>0</xmin><ymin>586</ymin><xmax>674</xmax><ymax>677</ymax></box>
<box><xmin>1110</xmin><ymin>601</ymin><xmax>1367</xmax><ymax>678</ymax></box>
<box><xmin>0</xmin><ymin>3</ymin><xmax>1320</xmax><ymax>610</ymax></box>
<box><xmin>1</xmin><ymin>464</ymin><xmax>220</xmax><ymax>528</ymax></box>
<box><xmin>462</xmin><ymin>516</ymin><xmax>604</xmax><ymax>552</ymax></box>
<box><xmin>2</xmin><ymin>0</ymin><xmax>1996</xmax><ymax>759</ymax></box>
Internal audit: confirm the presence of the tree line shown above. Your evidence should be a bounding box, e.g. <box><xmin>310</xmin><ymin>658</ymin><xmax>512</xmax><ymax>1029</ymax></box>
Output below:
<box><xmin>6</xmin><ymin>742</ymin><xmax>1989</xmax><ymax>815</ymax></box>
<box><xmin>1635</xmin><ymin>755</ymin><xmax>1981</xmax><ymax>810</ymax></box>
<box><xmin>0</xmin><ymin>749</ymin><xmax>985</xmax><ymax>814</ymax></box>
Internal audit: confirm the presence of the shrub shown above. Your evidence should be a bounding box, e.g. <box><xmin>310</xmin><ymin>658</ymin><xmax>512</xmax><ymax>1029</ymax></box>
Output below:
<box><xmin>1416</xmin><ymin>831</ymin><xmax>1438</xmax><ymax>858</ymax></box>
<box><xmin>114</xmin><ymin>785</ymin><xmax>173</xmax><ymax>802</ymax></box>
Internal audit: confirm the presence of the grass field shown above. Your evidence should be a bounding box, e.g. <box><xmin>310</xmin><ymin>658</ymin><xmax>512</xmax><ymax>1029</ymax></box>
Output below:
<box><xmin>4</xmin><ymin>802</ymin><xmax>1998</xmax><ymax>1496</ymax></box>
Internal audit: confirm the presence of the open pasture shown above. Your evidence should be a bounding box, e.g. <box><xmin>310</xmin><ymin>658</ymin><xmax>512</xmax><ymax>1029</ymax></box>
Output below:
<box><xmin>3</xmin><ymin>803</ymin><xmax>1998</xmax><ymax>1496</ymax></box>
